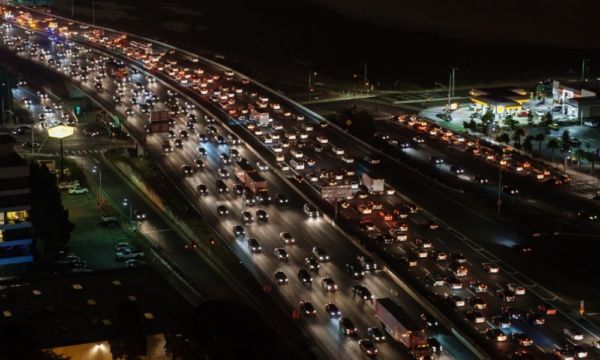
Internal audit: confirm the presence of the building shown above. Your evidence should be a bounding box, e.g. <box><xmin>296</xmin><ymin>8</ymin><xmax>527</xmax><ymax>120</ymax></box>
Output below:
<box><xmin>469</xmin><ymin>87</ymin><xmax>530</xmax><ymax>115</ymax></box>
<box><xmin>0</xmin><ymin>134</ymin><xmax>33</xmax><ymax>277</ymax></box>
<box><xmin>0</xmin><ymin>267</ymin><xmax>194</xmax><ymax>359</ymax></box>
<box><xmin>552</xmin><ymin>80</ymin><xmax>600</xmax><ymax>125</ymax></box>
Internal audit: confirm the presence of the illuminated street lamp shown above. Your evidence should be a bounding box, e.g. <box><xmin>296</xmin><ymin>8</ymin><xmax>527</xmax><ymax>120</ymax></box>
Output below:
<box><xmin>47</xmin><ymin>125</ymin><xmax>74</xmax><ymax>181</ymax></box>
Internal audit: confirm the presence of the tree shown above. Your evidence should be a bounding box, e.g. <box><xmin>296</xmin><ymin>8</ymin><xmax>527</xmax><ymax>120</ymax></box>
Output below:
<box><xmin>28</xmin><ymin>162</ymin><xmax>74</xmax><ymax>257</ymax></box>
<box><xmin>586</xmin><ymin>151</ymin><xmax>598</xmax><ymax>174</ymax></box>
<box><xmin>522</xmin><ymin>135</ymin><xmax>534</xmax><ymax>152</ymax></box>
<box><xmin>561</xmin><ymin>129</ymin><xmax>571</xmax><ymax>153</ymax></box>
<box><xmin>534</xmin><ymin>133</ymin><xmax>545</xmax><ymax>152</ymax></box>
<box><xmin>574</xmin><ymin>148</ymin><xmax>585</xmax><ymax>169</ymax></box>
<box><xmin>547</xmin><ymin>138</ymin><xmax>559</xmax><ymax>162</ymax></box>
<box><xmin>480</xmin><ymin>110</ymin><xmax>494</xmax><ymax>132</ymax></box>
<box><xmin>495</xmin><ymin>133</ymin><xmax>510</xmax><ymax>144</ymax></box>
<box><xmin>543</xmin><ymin>112</ymin><xmax>553</xmax><ymax>126</ymax></box>
<box><xmin>512</xmin><ymin>128</ymin><xmax>525</xmax><ymax>145</ymax></box>
<box><xmin>503</xmin><ymin>115</ymin><xmax>518</xmax><ymax>130</ymax></box>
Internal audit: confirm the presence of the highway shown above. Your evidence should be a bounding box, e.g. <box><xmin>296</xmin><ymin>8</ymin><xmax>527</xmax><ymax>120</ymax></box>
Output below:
<box><xmin>2</xmin><ymin>5</ymin><xmax>600</xmax><ymax>359</ymax></box>
<box><xmin>0</xmin><ymin>17</ymin><xmax>472</xmax><ymax>360</ymax></box>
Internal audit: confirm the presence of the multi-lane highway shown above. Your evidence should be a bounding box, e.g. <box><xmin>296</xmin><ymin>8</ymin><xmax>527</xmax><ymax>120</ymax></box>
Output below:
<box><xmin>2</xmin><ymin>5</ymin><xmax>600</xmax><ymax>359</ymax></box>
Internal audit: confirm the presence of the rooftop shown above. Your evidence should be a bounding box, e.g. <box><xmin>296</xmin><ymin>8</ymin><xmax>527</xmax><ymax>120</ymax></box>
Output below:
<box><xmin>0</xmin><ymin>267</ymin><xmax>193</xmax><ymax>349</ymax></box>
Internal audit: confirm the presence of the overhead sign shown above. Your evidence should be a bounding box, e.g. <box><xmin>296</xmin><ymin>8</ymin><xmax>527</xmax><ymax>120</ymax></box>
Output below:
<box><xmin>320</xmin><ymin>184</ymin><xmax>354</xmax><ymax>200</ymax></box>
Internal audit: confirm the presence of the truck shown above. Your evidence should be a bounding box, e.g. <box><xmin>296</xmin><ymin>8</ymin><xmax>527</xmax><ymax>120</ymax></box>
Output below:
<box><xmin>148</xmin><ymin>110</ymin><xmax>170</xmax><ymax>133</ymax></box>
<box><xmin>374</xmin><ymin>298</ymin><xmax>431</xmax><ymax>358</ymax></box>
<box><xmin>235</xmin><ymin>160</ymin><xmax>267</xmax><ymax>194</ymax></box>
<box><xmin>362</xmin><ymin>172</ymin><xmax>385</xmax><ymax>194</ymax></box>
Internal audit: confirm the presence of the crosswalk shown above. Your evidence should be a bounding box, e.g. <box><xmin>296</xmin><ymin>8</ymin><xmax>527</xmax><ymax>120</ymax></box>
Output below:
<box><xmin>51</xmin><ymin>148</ymin><xmax>107</xmax><ymax>156</ymax></box>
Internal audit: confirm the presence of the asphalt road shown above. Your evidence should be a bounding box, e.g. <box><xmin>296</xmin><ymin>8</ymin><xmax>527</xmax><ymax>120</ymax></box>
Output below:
<box><xmin>4</xmin><ymin>8</ymin><xmax>600</xmax><ymax>359</ymax></box>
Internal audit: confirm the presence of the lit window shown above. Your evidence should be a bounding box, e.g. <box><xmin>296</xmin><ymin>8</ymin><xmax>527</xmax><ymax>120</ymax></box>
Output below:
<box><xmin>6</xmin><ymin>211</ymin><xmax>29</xmax><ymax>224</ymax></box>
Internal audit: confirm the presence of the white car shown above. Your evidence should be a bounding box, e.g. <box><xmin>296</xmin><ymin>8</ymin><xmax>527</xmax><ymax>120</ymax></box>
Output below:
<box><xmin>564</xmin><ymin>328</ymin><xmax>584</xmax><ymax>342</ymax></box>
<box><xmin>58</xmin><ymin>180</ymin><xmax>80</xmax><ymax>190</ymax></box>
<box><xmin>507</xmin><ymin>283</ymin><xmax>526</xmax><ymax>295</ymax></box>
<box><xmin>290</xmin><ymin>149</ymin><xmax>304</xmax><ymax>159</ymax></box>
<box><xmin>341</xmin><ymin>155</ymin><xmax>354</xmax><ymax>164</ymax></box>
<box><xmin>68</xmin><ymin>187</ymin><xmax>89</xmax><ymax>194</ymax></box>
<box><xmin>316</xmin><ymin>135</ymin><xmax>328</xmax><ymax>144</ymax></box>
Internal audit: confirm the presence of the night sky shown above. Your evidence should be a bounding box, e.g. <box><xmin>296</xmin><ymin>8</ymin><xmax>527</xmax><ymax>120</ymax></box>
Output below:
<box><xmin>313</xmin><ymin>0</ymin><xmax>600</xmax><ymax>49</ymax></box>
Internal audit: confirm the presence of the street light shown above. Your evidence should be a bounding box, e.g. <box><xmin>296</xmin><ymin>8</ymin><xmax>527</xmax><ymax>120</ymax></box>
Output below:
<box><xmin>308</xmin><ymin>72</ymin><xmax>317</xmax><ymax>101</ymax></box>
<box><xmin>92</xmin><ymin>165</ymin><xmax>102</xmax><ymax>211</ymax></box>
<box><xmin>47</xmin><ymin>125</ymin><xmax>74</xmax><ymax>181</ymax></box>
<box><xmin>122</xmin><ymin>198</ymin><xmax>134</xmax><ymax>231</ymax></box>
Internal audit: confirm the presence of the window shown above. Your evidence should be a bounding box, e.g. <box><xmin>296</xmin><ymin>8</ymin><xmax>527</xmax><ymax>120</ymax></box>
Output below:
<box><xmin>5</xmin><ymin>210</ymin><xmax>29</xmax><ymax>224</ymax></box>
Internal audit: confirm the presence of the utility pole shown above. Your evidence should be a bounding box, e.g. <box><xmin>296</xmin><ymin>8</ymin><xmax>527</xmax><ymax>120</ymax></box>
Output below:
<box><xmin>92</xmin><ymin>0</ymin><xmax>96</xmax><ymax>26</ymax></box>
<box><xmin>71</xmin><ymin>0</ymin><xmax>75</xmax><ymax>17</ymax></box>
<box><xmin>581</xmin><ymin>59</ymin><xmax>589</xmax><ymax>82</ymax></box>
<box><xmin>497</xmin><ymin>165</ymin><xmax>502</xmax><ymax>214</ymax></box>
<box><xmin>308</xmin><ymin>72</ymin><xmax>316</xmax><ymax>102</ymax></box>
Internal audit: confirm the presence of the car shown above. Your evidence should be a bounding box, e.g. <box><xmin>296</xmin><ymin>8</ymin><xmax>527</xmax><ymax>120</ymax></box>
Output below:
<box><xmin>469</xmin><ymin>296</ymin><xmax>487</xmax><ymax>310</ymax></box>
<box><xmin>450</xmin><ymin>165</ymin><xmax>465</xmax><ymax>174</ymax></box>
<box><xmin>299</xmin><ymin>301</ymin><xmax>316</xmax><ymax>318</ymax></box>
<box><xmin>513</xmin><ymin>333</ymin><xmax>533</xmax><ymax>347</ymax></box>
<box><xmin>339</xmin><ymin>317</ymin><xmax>357</xmax><ymax>336</ymax></box>
<box><xmin>305</xmin><ymin>257</ymin><xmax>320</xmax><ymax>272</ymax></box>
<box><xmin>273</xmin><ymin>248</ymin><xmax>288</xmax><ymax>262</ymax></box>
<box><xmin>413</xmin><ymin>136</ymin><xmax>425</xmax><ymax>143</ymax></box>
<box><xmin>216</xmin><ymin>180</ymin><xmax>228</xmax><ymax>193</ymax></box>
<box><xmin>325</xmin><ymin>303</ymin><xmax>341</xmax><ymax>318</ymax></box>
<box><xmin>420</xmin><ymin>313</ymin><xmax>438</xmax><ymax>328</ymax></box>
<box><xmin>193</xmin><ymin>159</ymin><xmax>205</xmax><ymax>169</ymax></box>
<box><xmin>133</xmin><ymin>210</ymin><xmax>147</xmax><ymax>221</ymax></box>
<box><xmin>256</xmin><ymin>190</ymin><xmax>271</xmax><ymax>204</ymax></box>
<box><xmin>486</xmin><ymin>328</ymin><xmax>507</xmax><ymax>342</ymax></box>
<box><xmin>502</xmin><ymin>185</ymin><xmax>519</xmax><ymax>195</ymax></box>
<box><xmin>429</xmin><ymin>156</ymin><xmax>444</xmax><ymax>165</ymax></box>
<box><xmin>466</xmin><ymin>310</ymin><xmax>486</xmax><ymax>324</ymax></box>
<box><xmin>174</xmin><ymin>139</ymin><xmax>183</xmax><ymax>148</ymax></box>
<box><xmin>474</xmin><ymin>175</ymin><xmax>489</xmax><ymax>184</ymax></box>
<box><xmin>124</xmin><ymin>259</ymin><xmax>143</xmax><ymax>268</ymax></box>
<box><xmin>215</xmin><ymin>205</ymin><xmax>229</xmax><ymax>217</ymax></box>
<box><xmin>68</xmin><ymin>187</ymin><xmax>89</xmax><ymax>194</ymax></box>
<box><xmin>345</xmin><ymin>262</ymin><xmax>365</xmax><ymax>279</ymax></box>
<box><xmin>182</xmin><ymin>165</ymin><xmax>195</xmax><ymax>176</ymax></box>
<box><xmin>570</xmin><ymin>345</ymin><xmax>588</xmax><ymax>359</ymax></box>
<box><xmin>367</xmin><ymin>327</ymin><xmax>386</xmax><ymax>343</ymax></box>
<box><xmin>279</xmin><ymin>232</ymin><xmax>295</xmax><ymax>245</ymax></box>
<box><xmin>303</xmin><ymin>203</ymin><xmax>320</xmax><ymax>217</ymax></box>
<box><xmin>357</xmin><ymin>254</ymin><xmax>378</xmax><ymax>271</ymax></box>
<box><xmin>256</xmin><ymin>209</ymin><xmax>269</xmax><ymax>222</ymax></box>
<box><xmin>352</xmin><ymin>285</ymin><xmax>373</xmax><ymax>302</ymax></box>
<box><xmin>247</xmin><ymin>238</ymin><xmax>261</xmax><ymax>253</ymax></box>
<box><xmin>358</xmin><ymin>339</ymin><xmax>378</xmax><ymax>357</ymax></box>
<box><xmin>482</xmin><ymin>262</ymin><xmax>500</xmax><ymax>274</ymax></box>
<box><xmin>360</xmin><ymin>221</ymin><xmax>376</xmax><ymax>232</ymax></box>
<box><xmin>524</xmin><ymin>311</ymin><xmax>545</xmax><ymax>325</ymax></box>
<box><xmin>320</xmin><ymin>276</ymin><xmax>338</xmax><ymax>292</ymax></box>
<box><xmin>469</xmin><ymin>281</ymin><xmax>488</xmax><ymax>293</ymax></box>
<box><xmin>553</xmin><ymin>348</ymin><xmax>576</xmax><ymax>360</ymax></box>
<box><xmin>507</xmin><ymin>283</ymin><xmax>526</xmax><ymax>295</ymax></box>
<box><xmin>297</xmin><ymin>269</ymin><xmax>312</xmax><ymax>286</ymax></box>
<box><xmin>217</xmin><ymin>168</ymin><xmax>229</xmax><ymax>178</ymax></box>
<box><xmin>275</xmin><ymin>193</ymin><xmax>289</xmax><ymax>206</ymax></box>
<box><xmin>232</xmin><ymin>225</ymin><xmax>245</xmax><ymax>238</ymax></box>
<box><xmin>196</xmin><ymin>184</ymin><xmax>208</xmax><ymax>195</ymax></box>
<box><xmin>496</xmin><ymin>290</ymin><xmax>516</xmax><ymax>302</ymax></box>
<box><xmin>538</xmin><ymin>304</ymin><xmax>558</xmax><ymax>315</ymax></box>
<box><xmin>269</xmin><ymin>271</ymin><xmax>287</xmax><ymax>287</ymax></box>
<box><xmin>241</xmin><ymin>211</ymin><xmax>254</xmax><ymax>223</ymax></box>
<box><xmin>564</xmin><ymin>328</ymin><xmax>584</xmax><ymax>342</ymax></box>
<box><xmin>491</xmin><ymin>315</ymin><xmax>511</xmax><ymax>328</ymax></box>
<box><xmin>312</xmin><ymin>246</ymin><xmax>330</xmax><ymax>262</ymax></box>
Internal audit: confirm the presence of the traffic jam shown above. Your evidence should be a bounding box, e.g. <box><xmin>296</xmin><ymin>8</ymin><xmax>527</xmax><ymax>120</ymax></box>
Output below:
<box><xmin>1</xmin><ymin>6</ymin><xmax>599</xmax><ymax>360</ymax></box>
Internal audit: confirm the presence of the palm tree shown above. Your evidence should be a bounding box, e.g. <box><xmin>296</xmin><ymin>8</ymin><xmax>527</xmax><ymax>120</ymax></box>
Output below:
<box><xmin>535</xmin><ymin>133</ymin><xmax>545</xmax><ymax>152</ymax></box>
<box><xmin>523</xmin><ymin>135</ymin><xmax>534</xmax><ymax>152</ymax></box>
<box><xmin>512</xmin><ymin>128</ymin><xmax>525</xmax><ymax>145</ymax></box>
<box><xmin>496</xmin><ymin>133</ymin><xmax>510</xmax><ymax>144</ymax></box>
<box><xmin>586</xmin><ymin>151</ymin><xmax>597</xmax><ymax>174</ymax></box>
<box><xmin>503</xmin><ymin>115</ymin><xmax>517</xmax><ymax>130</ymax></box>
<box><xmin>574</xmin><ymin>148</ymin><xmax>585</xmax><ymax>169</ymax></box>
<box><xmin>547</xmin><ymin>138</ymin><xmax>559</xmax><ymax>162</ymax></box>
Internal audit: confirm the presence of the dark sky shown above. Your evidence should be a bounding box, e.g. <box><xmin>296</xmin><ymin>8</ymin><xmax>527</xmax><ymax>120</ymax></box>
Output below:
<box><xmin>312</xmin><ymin>0</ymin><xmax>600</xmax><ymax>49</ymax></box>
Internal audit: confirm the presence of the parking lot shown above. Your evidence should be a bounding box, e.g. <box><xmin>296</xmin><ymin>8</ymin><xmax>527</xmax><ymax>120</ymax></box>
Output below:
<box><xmin>61</xmin><ymin>190</ymin><xmax>136</xmax><ymax>270</ymax></box>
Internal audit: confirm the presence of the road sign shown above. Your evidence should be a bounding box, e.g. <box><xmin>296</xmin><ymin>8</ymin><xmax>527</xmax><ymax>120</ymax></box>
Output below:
<box><xmin>320</xmin><ymin>184</ymin><xmax>355</xmax><ymax>200</ymax></box>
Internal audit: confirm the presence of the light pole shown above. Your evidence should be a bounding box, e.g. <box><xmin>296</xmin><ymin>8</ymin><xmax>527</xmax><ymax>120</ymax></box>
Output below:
<box><xmin>308</xmin><ymin>71</ymin><xmax>317</xmax><ymax>101</ymax></box>
<box><xmin>47</xmin><ymin>125</ymin><xmax>74</xmax><ymax>182</ymax></box>
<box><xmin>122</xmin><ymin>198</ymin><xmax>134</xmax><ymax>231</ymax></box>
<box><xmin>92</xmin><ymin>165</ymin><xmax>102</xmax><ymax>211</ymax></box>
<box><xmin>92</xmin><ymin>0</ymin><xmax>96</xmax><ymax>26</ymax></box>
<box><xmin>497</xmin><ymin>164</ymin><xmax>503</xmax><ymax>215</ymax></box>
